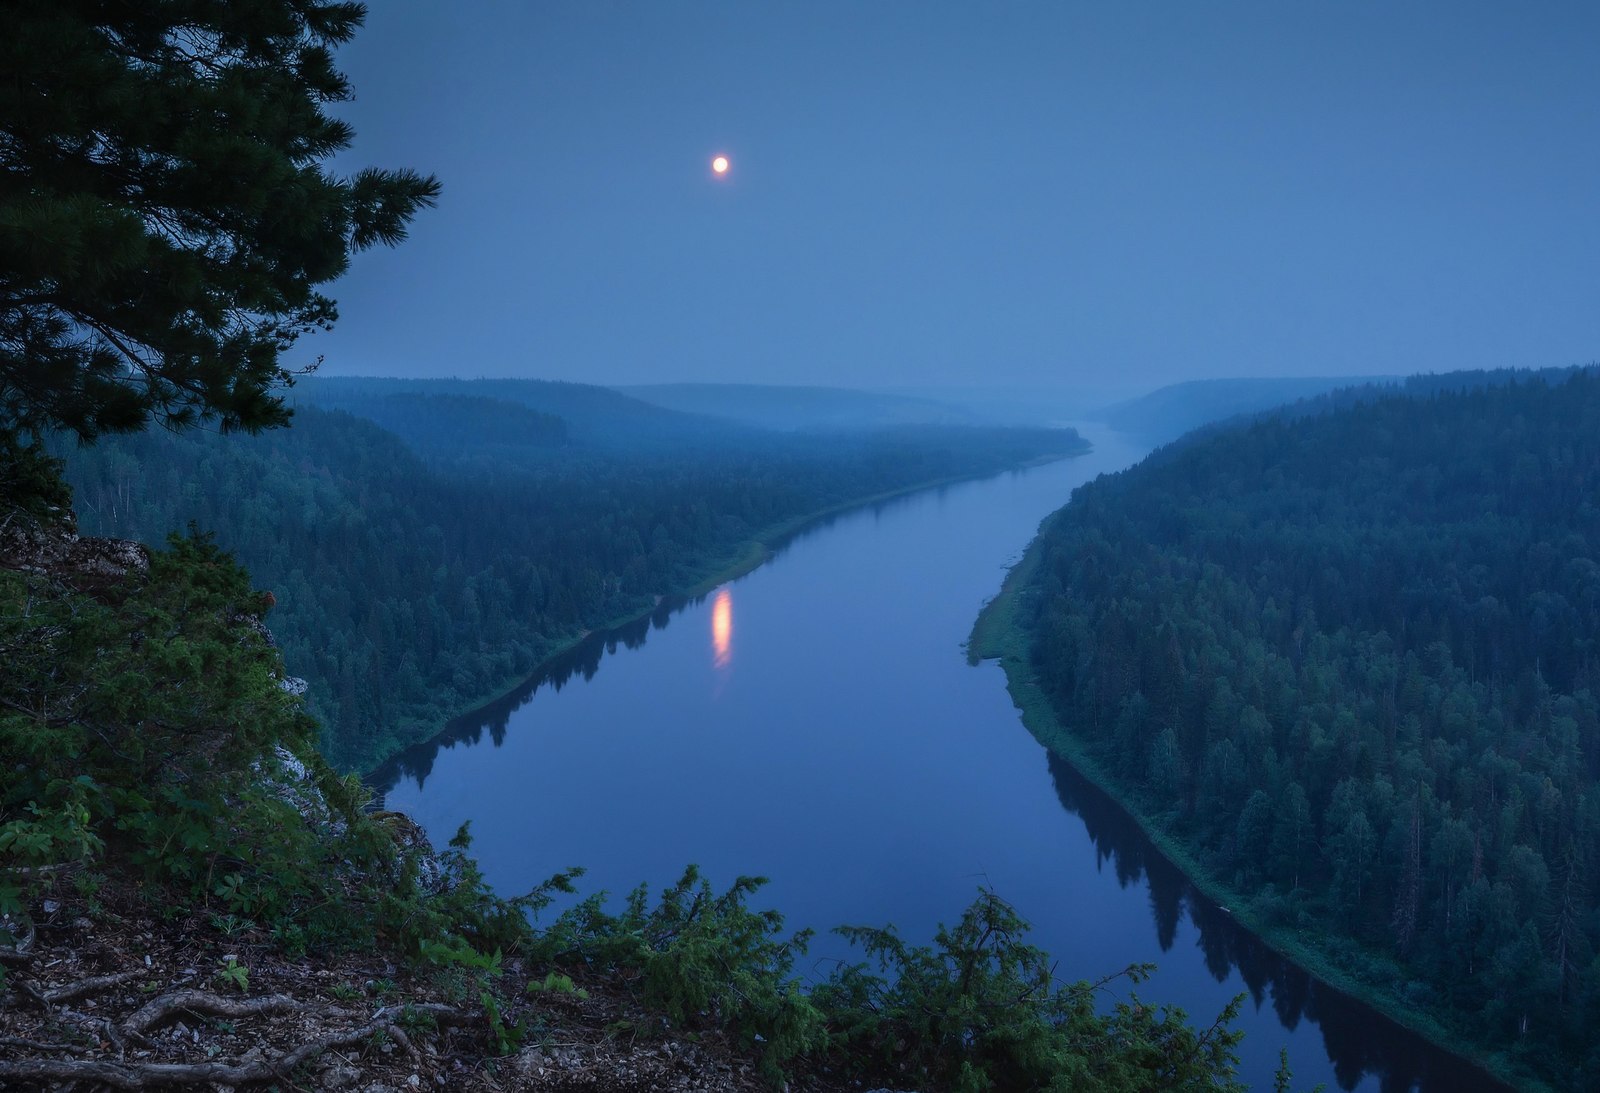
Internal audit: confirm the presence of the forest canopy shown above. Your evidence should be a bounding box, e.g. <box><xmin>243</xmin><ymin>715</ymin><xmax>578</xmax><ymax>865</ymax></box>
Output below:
<box><xmin>1016</xmin><ymin>370</ymin><xmax>1600</xmax><ymax>1089</ymax></box>
<box><xmin>58</xmin><ymin>388</ymin><xmax>1086</xmax><ymax>770</ymax></box>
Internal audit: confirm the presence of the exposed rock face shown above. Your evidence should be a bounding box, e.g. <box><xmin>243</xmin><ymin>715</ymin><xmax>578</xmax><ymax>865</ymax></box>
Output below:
<box><xmin>258</xmin><ymin>745</ymin><xmax>349</xmax><ymax>844</ymax></box>
<box><xmin>254</xmin><ymin>747</ymin><xmax>461</xmax><ymax>898</ymax></box>
<box><xmin>368</xmin><ymin>810</ymin><xmax>459</xmax><ymax>896</ymax></box>
<box><xmin>0</xmin><ymin>507</ymin><xmax>149</xmax><ymax>590</ymax></box>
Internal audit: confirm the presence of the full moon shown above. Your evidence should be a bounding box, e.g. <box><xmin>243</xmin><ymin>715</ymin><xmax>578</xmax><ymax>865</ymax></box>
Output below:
<box><xmin>711</xmin><ymin>155</ymin><xmax>729</xmax><ymax>175</ymax></box>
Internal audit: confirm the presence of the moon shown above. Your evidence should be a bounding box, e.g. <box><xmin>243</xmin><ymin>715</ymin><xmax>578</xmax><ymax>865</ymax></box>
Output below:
<box><xmin>711</xmin><ymin>155</ymin><xmax>729</xmax><ymax>176</ymax></box>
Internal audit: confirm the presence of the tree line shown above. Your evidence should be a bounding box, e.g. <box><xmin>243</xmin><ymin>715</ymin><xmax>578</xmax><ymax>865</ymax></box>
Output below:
<box><xmin>1018</xmin><ymin>371</ymin><xmax>1600</xmax><ymax>1088</ymax></box>
<box><xmin>58</xmin><ymin>401</ymin><xmax>1082</xmax><ymax>771</ymax></box>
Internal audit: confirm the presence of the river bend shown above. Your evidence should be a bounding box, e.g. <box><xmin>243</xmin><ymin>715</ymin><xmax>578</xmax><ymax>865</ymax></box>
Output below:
<box><xmin>375</xmin><ymin>424</ymin><xmax>1502</xmax><ymax>1092</ymax></box>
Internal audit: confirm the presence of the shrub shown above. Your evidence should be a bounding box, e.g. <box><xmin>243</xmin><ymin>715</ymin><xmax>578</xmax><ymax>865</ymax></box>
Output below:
<box><xmin>815</xmin><ymin>889</ymin><xmax>1246</xmax><ymax>1093</ymax></box>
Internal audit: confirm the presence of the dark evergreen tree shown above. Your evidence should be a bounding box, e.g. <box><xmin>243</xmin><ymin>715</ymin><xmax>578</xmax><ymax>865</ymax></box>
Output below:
<box><xmin>0</xmin><ymin>0</ymin><xmax>439</xmax><ymax>442</ymax></box>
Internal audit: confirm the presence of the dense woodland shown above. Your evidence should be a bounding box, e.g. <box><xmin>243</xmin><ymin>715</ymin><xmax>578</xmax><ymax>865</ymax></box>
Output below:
<box><xmin>1094</xmin><ymin>375</ymin><xmax>1400</xmax><ymax>444</ymax></box>
<box><xmin>1018</xmin><ymin>371</ymin><xmax>1600</xmax><ymax>1087</ymax></box>
<box><xmin>56</xmin><ymin>383</ymin><xmax>1082</xmax><ymax>771</ymax></box>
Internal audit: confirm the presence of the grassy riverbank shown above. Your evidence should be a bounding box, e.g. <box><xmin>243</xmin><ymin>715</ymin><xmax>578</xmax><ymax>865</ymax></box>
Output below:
<box><xmin>969</xmin><ymin>545</ymin><xmax>1544</xmax><ymax>1093</ymax></box>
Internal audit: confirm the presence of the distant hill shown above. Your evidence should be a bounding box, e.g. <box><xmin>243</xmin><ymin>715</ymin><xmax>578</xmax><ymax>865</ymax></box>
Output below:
<box><xmin>1095</xmin><ymin>376</ymin><xmax>1401</xmax><ymax>442</ymax></box>
<box><xmin>292</xmin><ymin>376</ymin><xmax>750</xmax><ymax>453</ymax></box>
<box><xmin>879</xmin><ymin>384</ymin><xmax>1102</xmax><ymax>428</ymax></box>
<box><xmin>300</xmin><ymin>392</ymin><xmax>569</xmax><ymax>460</ymax></box>
<box><xmin>619</xmin><ymin>383</ymin><xmax>976</xmax><ymax>431</ymax></box>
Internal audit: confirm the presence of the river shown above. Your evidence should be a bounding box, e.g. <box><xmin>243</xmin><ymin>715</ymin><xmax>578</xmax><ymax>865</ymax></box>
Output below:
<box><xmin>373</xmin><ymin>424</ymin><xmax>1504</xmax><ymax>1092</ymax></box>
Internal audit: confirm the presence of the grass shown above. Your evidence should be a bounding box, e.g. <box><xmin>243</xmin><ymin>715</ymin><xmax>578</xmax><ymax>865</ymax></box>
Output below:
<box><xmin>969</xmin><ymin>539</ymin><xmax>1549</xmax><ymax>1093</ymax></box>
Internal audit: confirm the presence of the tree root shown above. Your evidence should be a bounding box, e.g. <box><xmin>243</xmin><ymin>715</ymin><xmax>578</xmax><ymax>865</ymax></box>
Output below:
<box><xmin>44</xmin><ymin>970</ymin><xmax>146</xmax><ymax>1005</ymax></box>
<box><xmin>0</xmin><ymin>917</ymin><xmax>37</xmax><ymax>966</ymax></box>
<box><xmin>121</xmin><ymin>989</ymin><xmax>308</xmax><ymax>1036</ymax></box>
<box><xmin>0</xmin><ymin>1003</ymin><xmax>473</xmax><ymax>1089</ymax></box>
<box><xmin>0</xmin><ymin>1035</ymin><xmax>87</xmax><ymax>1054</ymax></box>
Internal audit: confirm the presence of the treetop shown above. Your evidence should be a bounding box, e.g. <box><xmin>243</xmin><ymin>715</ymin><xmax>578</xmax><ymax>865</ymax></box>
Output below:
<box><xmin>0</xmin><ymin>0</ymin><xmax>439</xmax><ymax>443</ymax></box>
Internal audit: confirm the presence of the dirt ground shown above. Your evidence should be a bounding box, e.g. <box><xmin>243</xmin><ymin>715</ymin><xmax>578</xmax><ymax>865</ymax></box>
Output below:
<box><xmin>0</xmin><ymin>875</ymin><xmax>915</xmax><ymax>1092</ymax></box>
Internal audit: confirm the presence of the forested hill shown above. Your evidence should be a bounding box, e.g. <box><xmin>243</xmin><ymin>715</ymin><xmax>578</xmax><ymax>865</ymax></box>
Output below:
<box><xmin>1011</xmin><ymin>371</ymin><xmax>1600</xmax><ymax>1088</ymax></box>
<box><xmin>293</xmin><ymin>375</ymin><xmax>751</xmax><ymax>453</ymax></box>
<box><xmin>619</xmin><ymin>383</ymin><xmax>976</xmax><ymax>431</ymax></box>
<box><xmin>1109</xmin><ymin>367</ymin><xmax>1597</xmax><ymax>451</ymax></box>
<box><xmin>57</xmin><ymin>397</ymin><xmax>1084</xmax><ymax>771</ymax></box>
<box><xmin>1096</xmin><ymin>375</ymin><xmax>1400</xmax><ymax>443</ymax></box>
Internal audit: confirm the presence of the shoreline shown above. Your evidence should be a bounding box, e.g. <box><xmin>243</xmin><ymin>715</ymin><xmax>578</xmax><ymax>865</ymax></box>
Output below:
<box><xmin>363</xmin><ymin>441</ymin><xmax>1089</xmax><ymax>779</ymax></box>
<box><xmin>969</xmin><ymin>542</ymin><xmax>1541</xmax><ymax>1093</ymax></box>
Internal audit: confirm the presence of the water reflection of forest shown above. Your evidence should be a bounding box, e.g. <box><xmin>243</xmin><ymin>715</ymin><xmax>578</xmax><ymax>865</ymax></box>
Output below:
<box><xmin>368</xmin><ymin>481</ymin><xmax>975</xmax><ymax>795</ymax></box>
<box><xmin>368</xmin><ymin>595</ymin><xmax>677</xmax><ymax>795</ymax></box>
<box><xmin>1046</xmin><ymin>754</ymin><xmax>1509</xmax><ymax>1093</ymax></box>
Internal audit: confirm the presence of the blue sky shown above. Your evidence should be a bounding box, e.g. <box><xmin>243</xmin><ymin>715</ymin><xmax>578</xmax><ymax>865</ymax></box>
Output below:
<box><xmin>315</xmin><ymin>1</ymin><xmax>1599</xmax><ymax>399</ymax></box>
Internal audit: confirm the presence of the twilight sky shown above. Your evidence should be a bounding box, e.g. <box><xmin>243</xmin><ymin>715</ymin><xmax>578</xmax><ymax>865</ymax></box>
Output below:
<box><xmin>315</xmin><ymin>1</ymin><xmax>1599</xmax><ymax>399</ymax></box>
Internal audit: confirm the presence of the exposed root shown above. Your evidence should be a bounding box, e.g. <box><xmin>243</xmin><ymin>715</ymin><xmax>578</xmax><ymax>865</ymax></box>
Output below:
<box><xmin>0</xmin><ymin>1008</ymin><xmax>466</xmax><ymax>1088</ymax></box>
<box><xmin>43</xmin><ymin>970</ymin><xmax>146</xmax><ymax>1005</ymax></box>
<box><xmin>0</xmin><ymin>1036</ymin><xmax>86</xmax><ymax>1054</ymax></box>
<box><xmin>120</xmin><ymin>989</ymin><xmax>309</xmax><ymax>1036</ymax></box>
<box><xmin>0</xmin><ymin>916</ymin><xmax>37</xmax><ymax>966</ymax></box>
<box><xmin>386</xmin><ymin>1021</ymin><xmax>421</xmax><ymax>1062</ymax></box>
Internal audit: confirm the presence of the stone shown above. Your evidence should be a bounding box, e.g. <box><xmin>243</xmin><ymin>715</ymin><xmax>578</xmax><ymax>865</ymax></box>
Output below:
<box><xmin>319</xmin><ymin>1061</ymin><xmax>361</xmax><ymax>1089</ymax></box>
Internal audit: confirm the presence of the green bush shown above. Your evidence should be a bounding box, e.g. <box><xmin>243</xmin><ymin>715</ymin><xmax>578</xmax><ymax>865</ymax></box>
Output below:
<box><xmin>530</xmin><ymin>865</ymin><xmax>825</xmax><ymax>1080</ymax></box>
<box><xmin>815</xmin><ymin>890</ymin><xmax>1246</xmax><ymax>1093</ymax></box>
<box><xmin>0</xmin><ymin>524</ymin><xmax>526</xmax><ymax>960</ymax></box>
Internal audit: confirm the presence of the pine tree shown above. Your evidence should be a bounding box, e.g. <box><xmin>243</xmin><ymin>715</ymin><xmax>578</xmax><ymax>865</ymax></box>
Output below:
<box><xmin>0</xmin><ymin>0</ymin><xmax>439</xmax><ymax>443</ymax></box>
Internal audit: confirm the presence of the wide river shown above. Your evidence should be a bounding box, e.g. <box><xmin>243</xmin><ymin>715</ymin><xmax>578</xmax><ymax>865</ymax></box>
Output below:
<box><xmin>374</xmin><ymin>424</ymin><xmax>1504</xmax><ymax>1092</ymax></box>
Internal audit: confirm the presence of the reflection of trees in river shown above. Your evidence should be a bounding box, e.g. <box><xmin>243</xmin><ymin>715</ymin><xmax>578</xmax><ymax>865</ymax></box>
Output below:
<box><xmin>1045</xmin><ymin>753</ymin><xmax>1507</xmax><ymax>1093</ymax></box>
<box><xmin>368</xmin><ymin>485</ymin><xmax>972</xmax><ymax>798</ymax></box>
<box><xmin>369</xmin><ymin>596</ymin><xmax>684</xmax><ymax>795</ymax></box>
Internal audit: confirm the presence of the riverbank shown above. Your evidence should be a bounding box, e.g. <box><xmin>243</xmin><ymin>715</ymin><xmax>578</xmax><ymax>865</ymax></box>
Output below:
<box><xmin>368</xmin><ymin>440</ymin><xmax>1090</xmax><ymax>779</ymax></box>
<box><xmin>969</xmin><ymin>545</ymin><xmax>1542</xmax><ymax>1093</ymax></box>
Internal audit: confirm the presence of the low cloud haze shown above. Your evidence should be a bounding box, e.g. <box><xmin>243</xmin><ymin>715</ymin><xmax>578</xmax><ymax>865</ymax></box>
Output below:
<box><xmin>317</xmin><ymin>1</ymin><xmax>1599</xmax><ymax>400</ymax></box>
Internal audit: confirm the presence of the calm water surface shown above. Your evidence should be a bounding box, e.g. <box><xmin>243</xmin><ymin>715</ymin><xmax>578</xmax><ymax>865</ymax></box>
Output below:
<box><xmin>375</xmin><ymin>425</ymin><xmax>1505</xmax><ymax>1093</ymax></box>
